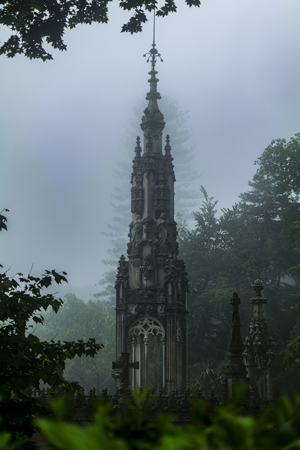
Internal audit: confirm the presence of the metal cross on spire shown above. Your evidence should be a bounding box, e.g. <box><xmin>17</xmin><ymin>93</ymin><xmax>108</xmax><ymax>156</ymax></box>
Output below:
<box><xmin>143</xmin><ymin>8</ymin><xmax>163</xmax><ymax>70</ymax></box>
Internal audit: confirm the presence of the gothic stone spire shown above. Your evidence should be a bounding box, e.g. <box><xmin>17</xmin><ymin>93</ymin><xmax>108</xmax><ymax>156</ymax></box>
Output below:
<box><xmin>114</xmin><ymin>38</ymin><xmax>188</xmax><ymax>394</ymax></box>
<box><xmin>141</xmin><ymin>42</ymin><xmax>165</xmax><ymax>154</ymax></box>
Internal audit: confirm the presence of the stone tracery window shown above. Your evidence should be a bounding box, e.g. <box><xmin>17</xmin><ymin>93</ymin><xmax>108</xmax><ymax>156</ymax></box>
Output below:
<box><xmin>129</xmin><ymin>317</ymin><xmax>165</xmax><ymax>390</ymax></box>
<box><xmin>129</xmin><ymin>316</ymin><xmax>165</xmax><ymax>339</ymax></box>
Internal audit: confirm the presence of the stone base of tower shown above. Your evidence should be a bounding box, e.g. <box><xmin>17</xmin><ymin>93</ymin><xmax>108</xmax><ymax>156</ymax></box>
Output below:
<box><xmin>115</xmin><ymin>254</ymin><xmax>188</xmax><ymax>394</ymax></box>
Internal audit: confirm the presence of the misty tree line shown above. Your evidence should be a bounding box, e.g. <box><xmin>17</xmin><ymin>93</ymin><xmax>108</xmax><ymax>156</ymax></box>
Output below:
<box><xmin>36</xmin><ymin>101</ymin><xmax>300</xmax><ymax>400</ymax></box>
<box><xmin>179</xmin><ymin>134</ymin><xmax>300</xmax><ymax>399</ymax></box>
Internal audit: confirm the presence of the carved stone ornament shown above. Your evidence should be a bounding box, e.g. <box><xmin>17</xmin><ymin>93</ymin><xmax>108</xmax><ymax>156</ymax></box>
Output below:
<box><xmin>131</xmin><ymin>186</ymin><xmax>144</xmax><ymax>214</ymax></box>
<box><xmin>164</xmin><ymin>134</ymin><xmax>171</xmax><ymax>155</ymax></box>
<box><xmin>136</xmin><ymin>303</ymin><xmax>157</xmax><ymax>316</ymax></box>
<box><xmin>156</xmin><ymin>257</ymin><xmax>166</xmax><ymax>266</ymax></box>
<box><xmin>115</xmin><ymin>255</ymin><xmax>129</xmax><ymax>287</ymax></box>
<box><xmin>139</xmin><ymin>289</ymin><xmax>155</xmax><ymax>301</ymax></box>
<box><xmin>128</xmin><ymin>304</ymin><xmax>137</xmax><ymax>314</ymax></box>
<box><xmin>134</xmin><ymin>136</ymin><xmax>142</xmax><ymax>158</ymax></box>
<box><xmin>158</xmin><ymin>267</ymin><xmax>165</xmax><ymax>287</ymax></box>
<box><xmin>134</xmin><ymin>267</ymin><xmax>141</xmax><ymax>288</ymax></box>
<box><xmin>154</xmin><ymin>166</ymin><xmax>170</xmax><ymax>213</ymax></box>
<box><xmin>156</xmin><ymin>213</ymin><xmax>168</xmax><ymax>246</ymax></box>
<box><xmin>125</xmin><ymin>304</ymin><xmax>139</xmax><ymax>325</ymax></box>
<box><xmin>164</xmin><ymin>158</ymin><xmax>175</xmax><ymax>179</ymax></box>
<box><xmin>164</xmin><ymin>258</ymin><xmax>178</xmax><ymax>286</ymax></box>
<box><xmin>140</xmin><ymin>255</ymin><xmax>153</xmax><ymax>283</ymax></box>
<box><xmin>131</xmin><ymin>215</ymin><xmax>143</xmax><ymax>247</ymax></box>
<box><xmin>141</xmin><ymin>108</ymin><xmax>165</xmax><ymax>138</ymax></box>
<box><xmin>157</xmin><ymin>304</ymin><xmax>165</xmax><ymax>315</ymax></box>
<box><xmin>145</xmin><ymin>156</ymin><xmax>155</xmax><ymax>174</ymax></box>
<box><xmin>129</xmin><ymin>316</ymin><xmax>165</xmax><ymax>339</ymax></box>
<box><xmin>155</xmin><ymin>291</ymin><xmax>166</xmax><ymax>303</ymax></box>
<box><xmin>130</xmin><ymin>257</ymin><xmax>141</xmax><ymax>267</ymax></box>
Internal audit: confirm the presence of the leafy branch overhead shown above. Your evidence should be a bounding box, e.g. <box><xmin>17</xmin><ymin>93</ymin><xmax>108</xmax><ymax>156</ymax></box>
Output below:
<box><xmin>0</xmin><ymin>209</ymin><xmax>9</xmax><ymax>232</ymax></box>
<box><xmin>0</xmin><ymin>0</ymin><xmax>201</xmax><ymax>61</ymax></box>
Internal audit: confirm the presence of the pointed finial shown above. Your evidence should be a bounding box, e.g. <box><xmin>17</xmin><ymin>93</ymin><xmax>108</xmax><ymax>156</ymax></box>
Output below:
<box><xmin>143</xmin><ymin>9</ymin><xmax>163</xmax><ymax>70</ymax></box>
<box><xmin>230</xmin><ymin>292</ymin><xmax>241</xmax><ymax>330</ymax></box>
<box><xmin>251</xmin><ymin>279</ymin><xmax>267</xmax><ymax>306</ymax></box>
<box><xmin>135</xmin><ymin>136</ymin><xmax>142</xmax><ymax>157</ymax></box>
<box><xmin>231</xmin><ymin>291</ymin><xmax>241</xmax><ymax>309</ymax></box>
<box><xmin>253</xmin><ymin>280</ymin><xmax>263</xmax><ymax>297</ymax></box>
<box><xmin>165</xmin><ymin>135</ymin><xmax>171</xmax><ymax>156</ymax></box>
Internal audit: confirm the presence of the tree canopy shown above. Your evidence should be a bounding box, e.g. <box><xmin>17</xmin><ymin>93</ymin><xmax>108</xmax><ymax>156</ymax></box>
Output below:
<box><xmin>35</xmin><ymin>293</ymin><xmax>115</xmax><ymax>393</ymax></box>
<box><xmin>0</xmin><ymin>211</ymin><xmax>103</xmax><ymax>447</ymax></box>
<box><xmin>0</xmin><ymin>0</ymin><xmax>201</xmax><ymax>61</ymax></box>
<box><xmin>0</xmin><ymin>268</ymin><xmax>103</xmax><ymax>447</ymax></box>
<box><xmin>178</xmin><ymin>133</ymin><xmax>300</xmax><ymax>398</ymax></box>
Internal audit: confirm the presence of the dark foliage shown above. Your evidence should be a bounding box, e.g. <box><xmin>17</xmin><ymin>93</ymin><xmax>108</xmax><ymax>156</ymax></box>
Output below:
<box><xmin>0</xmin><ymin>0</ymin><xmax>200</xmax><ymax>60</ymax></box>
<box><xmin>0</xmin><ymin>267</ymin><xmax>103</xmax><ymax>448</ymax></box>
<box><xmin>179</xmin><ymin>134</ymin><xmax>300</xmax><ymax>398</ymax></box>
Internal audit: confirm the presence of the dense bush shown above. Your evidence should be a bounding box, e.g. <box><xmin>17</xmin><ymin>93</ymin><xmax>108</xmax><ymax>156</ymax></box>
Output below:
<box><xmin>31</xmin><ymin>388</ymin><xmax>300</xmax><ymax>450</ymax></box>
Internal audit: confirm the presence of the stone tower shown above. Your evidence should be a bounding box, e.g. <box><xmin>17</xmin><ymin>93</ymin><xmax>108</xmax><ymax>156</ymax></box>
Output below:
<box><xmin>114</xmin><ymin>42</ymin><xmax>188</xmax><ymax>394</ymax></box>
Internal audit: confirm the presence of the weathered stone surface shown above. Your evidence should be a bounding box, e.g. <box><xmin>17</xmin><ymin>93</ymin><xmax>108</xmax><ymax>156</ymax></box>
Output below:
<box><xmin>243</xmin><ymin>280</ymin><xmax>275</xmax><ymax>403</ymax></box>
<box><xmin>114</xmin><ymin>42</ymin><xmax>188</xmax><ymax>393</ymax></box>
<box><xmin>224</xmin><ymin>282</ymin><xmax>274</xmax><ymax>405</ymax></box>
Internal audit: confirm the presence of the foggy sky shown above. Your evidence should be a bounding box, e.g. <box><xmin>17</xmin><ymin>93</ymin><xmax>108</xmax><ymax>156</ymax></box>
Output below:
<box><xmin>1</xmin><ymin>0</ymin><xmax>300</xmax><ymax>298</ymax></box>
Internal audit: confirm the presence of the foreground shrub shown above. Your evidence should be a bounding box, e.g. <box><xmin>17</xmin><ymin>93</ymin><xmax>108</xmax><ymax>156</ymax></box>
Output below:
<box><xmin>34</xmin><ymin>389</ymin><xmax>300</xmax><ymax>450</ymax></box>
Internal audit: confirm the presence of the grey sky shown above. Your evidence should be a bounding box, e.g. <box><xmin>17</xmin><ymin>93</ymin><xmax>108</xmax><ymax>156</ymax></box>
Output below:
<box><xmin>1</xmin><ymin>0</ymin><xmax>300</xmax><ymax>297</ymax></box>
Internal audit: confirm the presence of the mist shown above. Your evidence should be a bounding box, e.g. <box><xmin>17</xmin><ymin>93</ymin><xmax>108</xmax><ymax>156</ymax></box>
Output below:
<box><xmin>1</xmin><ymin>0</ymin><xmax>300</xmax><ymax>297</ymax></box>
